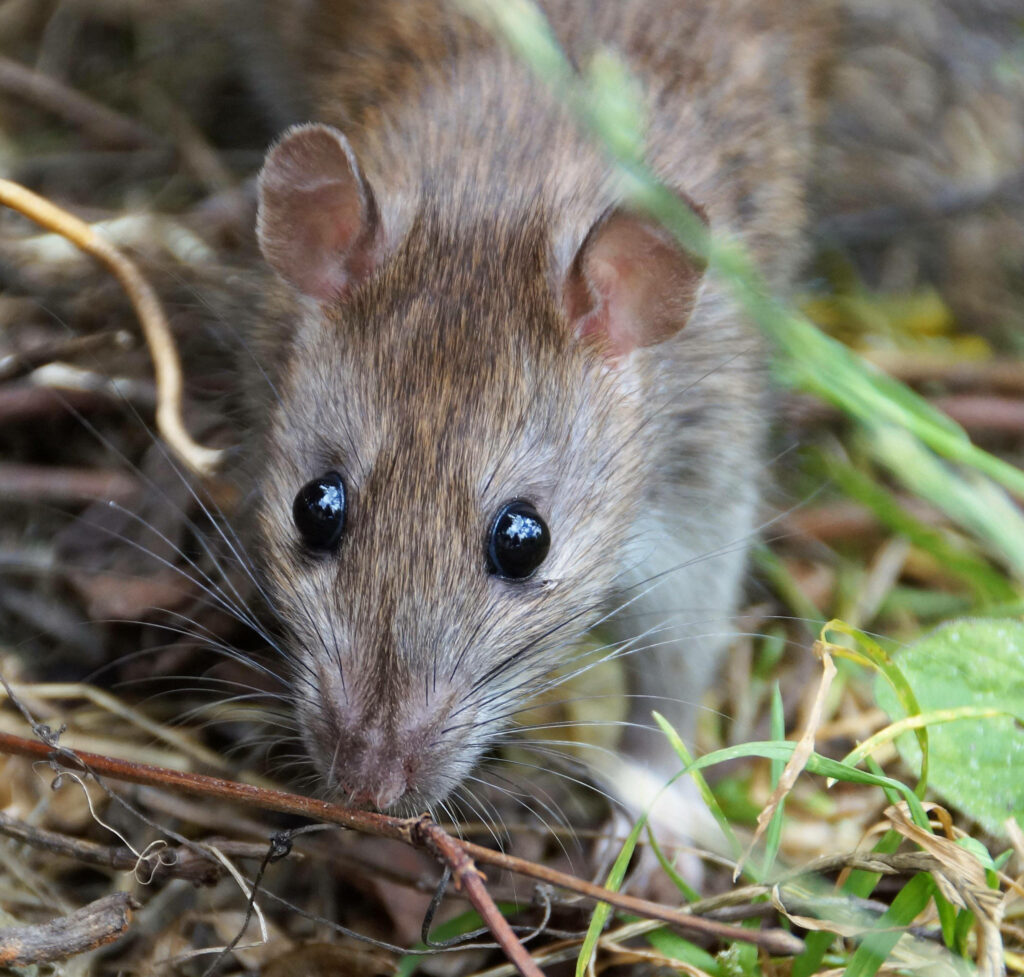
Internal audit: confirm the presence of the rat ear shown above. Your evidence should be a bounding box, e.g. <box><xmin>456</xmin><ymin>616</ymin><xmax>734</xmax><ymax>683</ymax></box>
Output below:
<box><xmin>257</xmin><ymin>123</ymin><xmax>379</xmax><ymax>301</ymax></box>
<box><xmin>563</xmin><ymin>201</ymin><xmax>708</xmax><ymax>361</ymax></box>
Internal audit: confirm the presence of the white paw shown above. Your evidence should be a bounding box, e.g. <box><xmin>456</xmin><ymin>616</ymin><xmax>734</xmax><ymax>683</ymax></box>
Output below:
<box><xmin>591</xmin><ymin>758</ymin><xmax>729</xmax><ymax>898</ymax></box>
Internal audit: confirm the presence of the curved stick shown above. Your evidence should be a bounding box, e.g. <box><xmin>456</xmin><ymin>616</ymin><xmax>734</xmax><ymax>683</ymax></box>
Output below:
<box><xmin>0</xmin><ymin>178</ymin><xmax>223</xmax><ymax>476</ymax></box>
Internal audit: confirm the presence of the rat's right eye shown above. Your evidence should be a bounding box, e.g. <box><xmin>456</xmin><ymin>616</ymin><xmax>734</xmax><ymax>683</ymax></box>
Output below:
<box><xmin>487</xmin><ymin>500</ymin><xmax>550</xmax><ymax>580</ymax></box>
<box><xmin>293</xmin><ymin>472</ymin><xmax>347</xmax><ymax>551</ymax></box>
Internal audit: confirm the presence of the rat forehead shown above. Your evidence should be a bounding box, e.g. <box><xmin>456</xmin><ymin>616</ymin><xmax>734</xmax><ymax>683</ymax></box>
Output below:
<box><xmin>268</xmin><ymin>298</ymin><xmax>584</xmax><ymax>480</ymax></box>
<box><xmin>289</xmin><ymin>283</ymin><xmax>571</xmax><ymax>403</ymax></box>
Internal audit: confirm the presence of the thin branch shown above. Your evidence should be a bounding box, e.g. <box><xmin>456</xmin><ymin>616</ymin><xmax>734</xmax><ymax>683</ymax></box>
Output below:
<box><xmin>0</xmin><ymin>463</ymin><xmax>141</xmax><ymax>505</ymax></box>
<box><xmin>0</xmin><ymin>729</ymin><xmax>805</xmax><ymax>960</ymax></box>
<box><xmin>0</xmin><ymin>811</ymin><xmax>271</xmax><ymax>887</ymax></box>
<box><xmin>0</xmin><ymin>179</ymin><xmax>223</xmax><ymax>476</ymax></box>
<box><xmin>863</xmin><ymin>353</ymin><xmax>1024</xmax><ymax>397</ymax></box>
<box><xmin>0</xmin><ymin>892</ymin><xmax>138</xmax><ymax>967</ymax></box>
<box><xmin>0</xmin><ymin>329</ymin><xmax>132</xmax><ymax>383</ymax></box>
<box><xmin>414</xmin><ymin>819</ymin><xmax>546</xmax><ymax>977</ymax></box>
<box><xmin>0</xmin><ymin>54</ymin><xmax>160</xmax><ymax>149</ymax></box>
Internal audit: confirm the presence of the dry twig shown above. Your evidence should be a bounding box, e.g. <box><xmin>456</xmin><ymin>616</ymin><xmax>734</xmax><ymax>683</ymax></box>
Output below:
<box><xmin>0</xmin><ymin>54</ymin><xmax>159</xmax><ymax>149</ymax></box>
<box><xmin>0</xmin><ymin>728</ymin><xmax>805</xmax><ymax>972</ymax></box>
<box><xmin>0</xmin><ymin>463</ymin><xmax>140</xmax><ymax>505</ymax></box>
<box><xmin>414</xmin><ymin>819</ymin><xmax>546</xmax><ymax>977</ymax></box>
<box><xmin>0</xmin><ymin>892</ymin><xmax>138</xmax><ymax>967</ymax></box>
<box><xmin>0</xmin><ymin>812</ymin><xmax>267</xmax><ymax>887</ymax></box>
<box><xmin>0</xmin><ymin>384</ymin><xmax>125</xmax><ymax>425</ymax></box>
<box><xmin>864</xmin><ymin>354</ymin><xmax>1024</xmax><ymax>396</ymax></box>
<box><xmin>0</xmin><ymin>329</ymin><xmax>132</xmax><ymax>383</ymax></box>
<box><xmin>0</xmin><ymin>179</ymin><xmax>223</xmax><ymax>476</ymax></box>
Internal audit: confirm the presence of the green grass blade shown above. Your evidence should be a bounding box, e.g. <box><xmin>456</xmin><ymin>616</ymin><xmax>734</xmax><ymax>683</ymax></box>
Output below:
<box><xmin>822</xmin><ymin>621</ymin><xmax>929</xmax><ymax>793</ymax></box>
<box><xmin>653</xmin><ymin>711</ymin><xmax>744</xmax><ymax>862</ymax></box>
<box><xmin>575</xmin><ymin>814</ymin><xmax>645</xmax><ymax>977</ymax></box>
<box><xmin>761</xmin><ymin>684</ymin><xmax>787</xmax><ymax>878</ymax></box>
<box><xmin>843</xmin><ymin>873</ymin><xmax>934</xmax><ymax>977</ymax></box>
<box><xmin>817</xmin><ymin>452</ymin><xmax>1017</xmax><ymax>604</ymax></box>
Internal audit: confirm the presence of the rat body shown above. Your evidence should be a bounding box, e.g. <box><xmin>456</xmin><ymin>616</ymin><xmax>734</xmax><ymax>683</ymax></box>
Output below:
<box><xmin>249</xmin><ymin>0</ymin><xmax>822</xmax><ymax>816</ymax></box>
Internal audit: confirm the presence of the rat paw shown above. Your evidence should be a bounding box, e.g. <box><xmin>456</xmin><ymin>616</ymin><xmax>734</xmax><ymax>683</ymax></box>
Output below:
<box><xmin>590</xmin><ymin>764</ymin><xmax>727</xmax><ymax>902</ymax></box>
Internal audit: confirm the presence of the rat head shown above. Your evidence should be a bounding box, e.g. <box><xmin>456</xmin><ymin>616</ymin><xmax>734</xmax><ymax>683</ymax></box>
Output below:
<box><xmin>252</xmin><ymin>124</ymin><xmax>707</xmax><ymax>812</ymax></box>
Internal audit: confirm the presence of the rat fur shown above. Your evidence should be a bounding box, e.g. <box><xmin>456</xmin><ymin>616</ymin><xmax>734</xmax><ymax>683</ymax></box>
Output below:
<box><xmin>245</xmin><ymin>0</ymin><xmax>825</xmax><ymax>819</ymax></box>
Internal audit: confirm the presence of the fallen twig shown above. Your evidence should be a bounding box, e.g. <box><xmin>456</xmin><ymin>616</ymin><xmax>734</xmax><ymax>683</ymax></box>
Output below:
<box><xmin>0</xmin><ymin>892</ymin><xmax>138</xmax><ymax>967</ymax></box>
<box><xmin>0</xmin><ymin>812</ymin><xmax>271</xmax><ymax>887</ymax></box>
<box><xmin>0</xmin><ymin>463</ymin><xmax>140</xmax><ymax>506</ymax></box>
<box><xmin>0</xmin><ymin>329</ymin><xmax>132</xmax><ymax>383</ymax></box>
<box><xmin>414</xmin><ymin>819</ymin><xmax>546</xmax><ymax>977</ymax></box>
<box><xmin>0</xmin><ymin>179</ymin><xmax>223</xmax><ymax>476</ymax></box>
<box><xmin>0</xmin><ymin>384</ymin><xmax>127</xmax><ymax>426</ymax></box>
<box><xmin>0</xmin><ymin>729</ymin><xmax>805</xmax><ymax>963</ymax></box>
<box><xmin>863</xmin><ymin>353</ymin><xmax>1024</xmax><ymax>396</ymax></box>
<box><xmin>783</xmin><ymin>391</ymin><xmax>1024</xmax><ymax>438</ymax></box>
<box><xmin>929</xmin><ymin>395</ymin><xmax>1024</xmax><ymax>435</ymax></box>
<box><xmin>0</xmin><ymin>54</ymin><xmax>160</xmax><ymax>149</ymax></box>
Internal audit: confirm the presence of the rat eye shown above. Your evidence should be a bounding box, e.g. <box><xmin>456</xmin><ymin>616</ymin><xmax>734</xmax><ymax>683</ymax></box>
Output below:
<box><xmin>487</xmin><ymin>500</ymin><xmax>550</xmax><ymax>580</ymax></box>
<box><xmin>293</xmin><ymin>472</ymin><xmax>346</xmax><ymax>552</ymax></box>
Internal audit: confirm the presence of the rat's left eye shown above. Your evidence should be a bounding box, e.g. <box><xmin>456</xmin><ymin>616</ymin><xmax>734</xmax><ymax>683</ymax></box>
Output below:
<box><xmin>293</xmin><ymin>472</ymin><xmax>346</xmax><ymax>552</ymax></box>
<box><xmin>487</xmin><ymin>500</ymin><xmax>550</xmax><ymax>580</ymax></box>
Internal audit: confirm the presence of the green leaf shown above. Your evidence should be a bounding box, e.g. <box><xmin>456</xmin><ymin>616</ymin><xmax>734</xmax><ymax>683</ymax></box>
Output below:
<box><xmin>645</xmin><ymin>928</ymin><xmax>722</xmax><ymax>976</ymax></box>
<box><xmin>395</xmin><ymin>904</ymin><xmax>520</xmax><ymax>977</ymax></box>
<box><xmin>953</xmin><ymin>906</ymin><xmax>975</xmax><ymax>957</ymax></box>
<box><xmin>934</xmin><ymin>888</ymin><xmax>958</xmax><ymax>949</ymax></box>
<box><xmin>585</xmin><ymin>48</ymin><xmax>646</xmax><ymax>159</ymax></box>
<box><xmin>863</xmin><ymin>422</ymin><xmax>1024</xmax><ymax>579</ymax></box>
<box><xmin>844</xmin><ymin>873</ymin><xmax>934</xmax><ymax>977</ymax></box>
<box><xmin>719</xmin><ymin>937</ymin><xmax>762</xmax><ymax>977</ymax></box>
<box><xmin>761</xmin><ymin>684</ymin><xmax>786</xmax><ymax>878</ymax></box>
<box><xmin>575</xmin><ymin>813</ymin><xmax>645</xmax><ymax>977</ymax></box>
<box><xmin>874</xmin><ymin>619</ymin><xmax>1024</xmax><ymax>834</ymax></box>
<box><xmin>817</xmin><ymin>452</ymin><xmax>1016</xmax><ymax>605</ymax></box>
<box><xmin>653</xmin><ymin>711</ymin><xmax>744</xmax><ymax>862</ymax></box>
<box><xmin>644</xmin><ymin>821</ymin><xmax>699</xmax><ymax>903</ymax></box>
<box><xmin>676</xmin><ymin>739</ymin><xmax>929</xmax><ymax>828</ymax></box>
<box><xmin>752</xmin><ymin>545</ymin><xmax>826</xmax><ymax>630</ymax></box>
<box><xmin>823</xmin><ymin>620</ymin><xmax>929</xmax><ymax>792</ymax></box>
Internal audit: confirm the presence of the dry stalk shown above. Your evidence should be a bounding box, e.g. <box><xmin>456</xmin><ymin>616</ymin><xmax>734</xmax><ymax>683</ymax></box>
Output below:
<box><xmin>0</xmin><ymin>54</ymin><xmax>159</xmax><ymax>149</ymax></box>
<box><xmin>0</xmin><ymin>728</ymin><xmax>805</xmax><ymax>976</ymax></box>
<box><xmin>0</xmin><ymin>178</ymin><xmax>223</xmax><ymax>476</ymax></box>
<box><xmin>0</xmin><ymin>893</ymin><xmax>138</xmax><ymax>968</ymax></box>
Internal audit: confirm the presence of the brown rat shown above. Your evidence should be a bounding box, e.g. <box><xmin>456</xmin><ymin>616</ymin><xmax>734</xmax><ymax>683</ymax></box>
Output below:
<box><xmin>246</xmin><ymin>0</ymin><xmax>823</xmax><ymax>819</ymax></box>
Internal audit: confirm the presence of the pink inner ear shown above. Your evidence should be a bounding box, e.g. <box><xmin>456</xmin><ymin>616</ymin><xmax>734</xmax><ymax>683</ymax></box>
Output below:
<box><xmin>565</xmin><ymin>205</ymin><xmax>707</xmax><ymax>361</ymax></box>
<box><xmin>257</xmin><ymin>124</ymin><xmax>378</xmax><ymax>301</ymax></box>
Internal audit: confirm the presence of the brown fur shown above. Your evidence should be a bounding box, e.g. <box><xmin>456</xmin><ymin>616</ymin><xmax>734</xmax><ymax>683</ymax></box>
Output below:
<box><xmin>248</xmin><ymin>0</ymin><xmax>826</xmax><ymax>813</ymax></box>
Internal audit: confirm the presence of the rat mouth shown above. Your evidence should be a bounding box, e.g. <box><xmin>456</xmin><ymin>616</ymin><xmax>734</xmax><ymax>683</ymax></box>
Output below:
<box><xmin>336</xmin><ymin>767</ymin><xmax>409</xmax><ymax>811</ymax></box>
<box><xmin>294</xmin><ymin>655</ymin><xmax>495</xmax><ymax>814</ymax></box>
<box><xmin>304</xmin><ymin>709</ymin><xmax>485</xmax><ymax>815</ymax></box>
<box><xmin>319</xmin><ymin>759</ymin><xmax>468</xmax><ymax>815</ymax></box>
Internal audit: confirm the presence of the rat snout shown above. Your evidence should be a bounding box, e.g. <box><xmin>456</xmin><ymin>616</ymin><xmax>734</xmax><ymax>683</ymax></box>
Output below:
<box><xmin>323</xmin><ymin>723</ymin><xmax>417</xmax><ymax>810</ymax></box>
<box><xmin>310</xmin><ymin>677</ymin><xmax>477</xmax><ymax>811</ymax></box>
<box><xmin>305</xmin><ymin>641</ymin><xmax>478</xmax><ymax>810</ymax></box>
<box><xmin>344</xmin><ymin>763</ymin><xmax>408</xmax><ymax>810</ymax></box>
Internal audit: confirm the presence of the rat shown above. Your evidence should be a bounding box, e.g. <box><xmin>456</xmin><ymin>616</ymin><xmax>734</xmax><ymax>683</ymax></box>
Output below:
<box><xmin>244</xmin><ymin>0</ymin><xmax>823</xmax><ymax>826</ymax></box>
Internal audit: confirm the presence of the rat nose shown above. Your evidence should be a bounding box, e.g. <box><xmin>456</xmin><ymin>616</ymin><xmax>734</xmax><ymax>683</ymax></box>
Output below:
<box><xmin>347</xmin><ymin>768</ymin><xmax>408</xmax><ymax>810</ymax></box>
<box><xmin>326</xmin><ymin>730</ymin><xmax>413</xmax><ymax>811</ymax></box>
